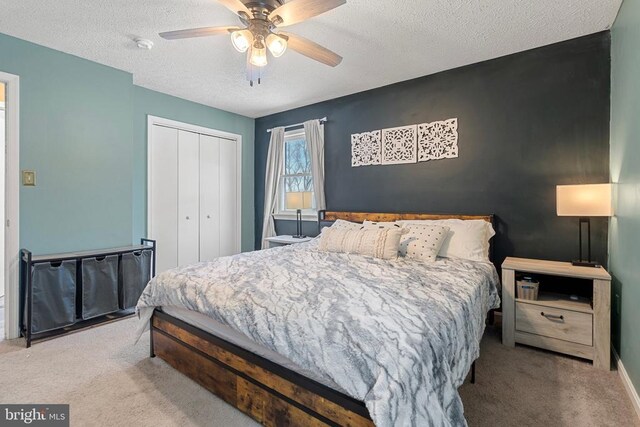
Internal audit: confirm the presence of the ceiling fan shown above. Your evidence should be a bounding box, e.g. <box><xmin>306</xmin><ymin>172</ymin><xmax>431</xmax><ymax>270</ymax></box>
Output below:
<box><xmin>159</xmin><ymin>0</ymin><xmax>346</xmax><ymax>86</ymax></box>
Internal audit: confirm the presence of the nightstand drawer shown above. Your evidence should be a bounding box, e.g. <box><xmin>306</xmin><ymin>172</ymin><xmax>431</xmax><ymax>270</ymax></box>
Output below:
<box><xmin>516</xmin><ymin>302</ymin><xmax>593</xmax><ymax>346</ymax></box>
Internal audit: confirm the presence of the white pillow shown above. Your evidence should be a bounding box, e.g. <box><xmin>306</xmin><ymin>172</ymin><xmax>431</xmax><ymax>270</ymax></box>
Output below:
<box><xmin>397</xmin><ymin>219</ymin><xmax>495</xmax><ymax>262</ymax></box>
<box><xmin>330</xmin><ymin>219</ymin><xmax>363</xmax><ymax>231</ymax></box>
<box><xmin>318</xmin><ymin>227</ymin><xmax>404</xmax><ymax>260</ymax></box>
<box><xmin>363</xmin><ymin>220</ymin><xmax>402</xmax><ymax>229</ymax></box>
<box><xmin>399</xmin><ymin>224</ymin><xmax>451</xmax><ymax>262</ymax></box>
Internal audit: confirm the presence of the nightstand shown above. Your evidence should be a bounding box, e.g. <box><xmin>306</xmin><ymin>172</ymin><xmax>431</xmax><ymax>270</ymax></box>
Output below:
<box><xmin>501</xmin><ymin>257</ymin><xmax>611</xmax><ymax>370</ymax></box>
<box><xmin>265</xmin><ymin>235</ymin><xmax>313</xmax><ymax>248</ymax></box>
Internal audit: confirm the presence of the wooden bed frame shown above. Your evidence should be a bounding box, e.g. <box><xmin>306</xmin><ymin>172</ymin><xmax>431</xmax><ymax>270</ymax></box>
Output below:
<box><xmin>150</xmin><ymin>210</ymin><xmax>495</xmax><ymax>426</ymax></box>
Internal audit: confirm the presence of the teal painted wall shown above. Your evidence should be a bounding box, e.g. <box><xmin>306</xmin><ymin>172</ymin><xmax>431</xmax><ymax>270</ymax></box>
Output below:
<box><xmin>0</xmin><ymin>33</ymin><xmax>134</xmax><ymax>253</ymax></box>
<box><xmin>132</xmin><ymin>87</ymin><xmax>255</xmax><ymax>252</ymax></box>
<box><xmin>0</xmin><ymin>32</ymin><xmax>255</xmax><ymax>254</ymax></box>
<box><xmin>611</xmin><ymin>1</ymin><xmax>640</xmax><ymax>395</ymax></box>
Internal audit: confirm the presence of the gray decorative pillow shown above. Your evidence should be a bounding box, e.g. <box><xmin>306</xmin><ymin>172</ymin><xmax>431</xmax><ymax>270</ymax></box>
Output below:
<box><xmin>399</xmin><ymin>224</ymin><xmax>451</xmax><ymax>262</ymax></box>
<box><xmin>318</xmin><ymin>227</ymin><xmax>404</xmax><ymax>260</ymax></box>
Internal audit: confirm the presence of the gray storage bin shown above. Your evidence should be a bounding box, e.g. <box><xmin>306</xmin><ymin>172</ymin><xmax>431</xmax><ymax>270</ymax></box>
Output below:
<box><xmin>27</xmin><ymin>260</ymin><xmax>77</xmax><ymax>334</ymax></box>
<box><xmin>81</xmin><ymin>255</ymin><xmax>119</xmax><ymax>319</ymax></box>
<box><xmin>119</xmin><ymin>249</ymin><xmax>152</xmax><ymax>309</ymax></box>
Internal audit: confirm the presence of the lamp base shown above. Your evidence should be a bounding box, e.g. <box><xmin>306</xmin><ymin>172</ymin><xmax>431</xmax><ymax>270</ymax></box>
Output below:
<box><xmin>292</xmin><ymin>235</ymin><xmax>307</xmax><ymax>239</ymax></box>
<box><xmin>571</xmin><ymin>260</ymin><xmax>601</xmax><ymax>268</ymax></box>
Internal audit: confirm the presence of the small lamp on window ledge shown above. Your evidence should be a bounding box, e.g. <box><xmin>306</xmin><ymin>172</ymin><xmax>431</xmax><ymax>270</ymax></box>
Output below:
<box><xmin>286</xmin><ymin>191</ymin><xmax>313</xmax><ymax>238</ymax></box>
<box><xmin>556</xmin><ymin>183</ymin><xmax>613</xmax><ymax>268</ymax></box>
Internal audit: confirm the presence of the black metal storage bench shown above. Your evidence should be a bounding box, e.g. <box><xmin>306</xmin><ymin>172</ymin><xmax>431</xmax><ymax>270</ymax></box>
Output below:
<box><xmin>20</xmin><ymin>239</ymin><xmax>156</xmax><ymax>347</ymax></box>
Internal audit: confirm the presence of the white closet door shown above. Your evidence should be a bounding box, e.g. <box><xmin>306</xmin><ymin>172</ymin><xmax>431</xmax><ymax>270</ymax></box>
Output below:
<box><xmin>219</xmin><ymin>138</ymin><xmax>238</xmax><ymax>256</ymax></box>
<box><xmin>150</xmin><ymin>125</ymin><xmax>178</xmax><ymax>273</ymax></box>
<box><xmin>177</xmin><ymin>130</ymin><xmax>200</xmax><ymax>266</ymax></box>
<box><xmin>199</xmin><ymin>135</ymin><xmax>221</xmax><ymax>261</ymax></box>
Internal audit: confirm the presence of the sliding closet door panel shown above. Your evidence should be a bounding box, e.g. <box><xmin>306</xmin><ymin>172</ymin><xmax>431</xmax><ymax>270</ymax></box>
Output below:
<box><xmin>177</xmin><ymin>130</ymin><xmax>200</xmax><ymax>267</ymax></box>
<box><xmin>199</xmin><ymin>135</ymin><xmax>221</xmax><ymax>261</ymax></box>
<box><xmin>219</xmin><ymin>139</ymin><xmax>238</xmax><ymax>256</ymax></box>
<box><xmin>150</xmin><ymin>125</ymin><xmax>178</xmax><ymax>273</ymax></box>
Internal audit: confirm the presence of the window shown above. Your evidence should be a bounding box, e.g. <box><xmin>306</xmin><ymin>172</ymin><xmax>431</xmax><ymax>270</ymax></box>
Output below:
<box><xmin>276</xmin><ymin>130</ymin><xmax>315</xmax><ymax>218</ymax></box>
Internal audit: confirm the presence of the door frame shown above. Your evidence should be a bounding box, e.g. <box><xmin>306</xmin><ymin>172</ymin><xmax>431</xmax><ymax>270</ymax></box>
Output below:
<box><xmin>146</xmin><ymin>115</ymin><xmax>243</xmax><ymax>255</ymax></box>
<box><xmin>1</xmin><ymin>71</ymin><xmax>20</xmax><ymax>339</ymax></box>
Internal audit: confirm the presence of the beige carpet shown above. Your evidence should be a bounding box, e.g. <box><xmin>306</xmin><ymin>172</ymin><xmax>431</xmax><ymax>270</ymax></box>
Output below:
<box><xmin>0</xmin><ymin>317</ymin><xmax>637</xmax><ymax>427</ymax></box>
<box><xmin>459</xmin><ymin>326</ymin><xmax>638</xmax><ymax>427</ymax></box>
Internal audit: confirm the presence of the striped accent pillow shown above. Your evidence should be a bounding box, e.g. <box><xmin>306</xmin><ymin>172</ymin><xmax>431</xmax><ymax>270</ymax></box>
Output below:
<box><xmin>318</xmin><ymin>227</ymin><xmax>404</xmax><ymax>260</ymax></box>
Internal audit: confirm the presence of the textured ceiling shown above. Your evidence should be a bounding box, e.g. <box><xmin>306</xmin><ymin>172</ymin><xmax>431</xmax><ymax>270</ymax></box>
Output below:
<box><xmin>0</xmin><ymin>0</ymin><xmax>622</xmax><ymax>118</ymax></box>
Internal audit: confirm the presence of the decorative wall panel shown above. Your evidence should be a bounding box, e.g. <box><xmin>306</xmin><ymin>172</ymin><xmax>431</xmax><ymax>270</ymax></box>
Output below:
<box><xmin>417</xmin><ymin>118</ymin><xmax>459</xmax><ymax>162</ymax></box>
<box><xmin>351</xmin><ymin>131</ymin><xmax>381</xmax><ymax>167</ymax></box>
<box><xmin>381</xmin><ymin>125</ymin><xmax>417</xmax><ymax>165</ymax></box>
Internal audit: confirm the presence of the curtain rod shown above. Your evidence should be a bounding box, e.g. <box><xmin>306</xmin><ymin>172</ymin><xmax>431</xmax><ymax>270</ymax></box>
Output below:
<box><xmin>267</xmin><ymin>117</ymin><xmax>327</xmax><ymax>133</ymax></box>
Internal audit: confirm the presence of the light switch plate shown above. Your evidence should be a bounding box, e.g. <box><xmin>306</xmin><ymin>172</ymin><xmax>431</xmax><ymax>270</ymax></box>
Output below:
<box><xmin>22</xmin><ymin>170</ymin><xmax>36</xmax><ymax>186</ymax></box>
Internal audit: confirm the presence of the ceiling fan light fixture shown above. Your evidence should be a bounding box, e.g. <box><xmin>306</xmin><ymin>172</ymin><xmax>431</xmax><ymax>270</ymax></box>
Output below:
<box><xmin>230</xmin><ymin>30</ymin><xmax>252</xmax><ymax>53</ymax></box>
<box><xmin>249</xmin><ymin>45</ymin><xmax>268</xmax><ymax>67</ymax></box>
<box><xmin>158</xmin><ymin>0</ymin><xmax>347</xmax><ymax>86</ymax></box>
<box><xmin>266</xmin><ymin>33</ymin><xmax>288</xmax><ymax>58</ymax></box>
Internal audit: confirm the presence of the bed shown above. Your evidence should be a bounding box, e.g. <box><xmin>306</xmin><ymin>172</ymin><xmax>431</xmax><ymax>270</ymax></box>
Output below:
<box><xmin>137</xmin><ymin>211</ymin><xmax>501</xmax><ymax>427</ymax></box>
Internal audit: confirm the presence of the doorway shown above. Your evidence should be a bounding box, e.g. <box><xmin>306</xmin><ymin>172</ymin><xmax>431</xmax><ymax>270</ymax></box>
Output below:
<box><xmin>1</xmin><ymin>71</ymin><xmax>19</xmax><ymax>341</ymax></box>
<box><xmin>0</xmin><ymin>81</ymin><xmax>4</xmax><ymax>340</ymax></box>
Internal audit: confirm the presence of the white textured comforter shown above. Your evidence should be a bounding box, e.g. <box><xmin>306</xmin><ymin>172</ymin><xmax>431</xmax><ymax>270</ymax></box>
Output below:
<box><xmin>137</xmin><ymin>240</ymin><xmax>500</xmax><ymax>427</ymax></box>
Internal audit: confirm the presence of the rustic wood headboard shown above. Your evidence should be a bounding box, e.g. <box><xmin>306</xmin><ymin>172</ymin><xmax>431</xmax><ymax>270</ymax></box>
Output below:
<box><xmin>319</xmin><ymin>211</ymin><xmax>493</xmax><ymax>224</ymax></box>
<box><xmin>317</xmin><ymin>210</ymin><xmax>496</xmax><ymax>263</ymax></box>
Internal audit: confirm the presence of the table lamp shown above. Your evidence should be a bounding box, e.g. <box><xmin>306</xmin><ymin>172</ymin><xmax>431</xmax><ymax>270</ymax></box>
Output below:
<box><xmin>285</xmin><ymin>191</ymin><xmax>313</xmax><ymax>238</ymax></box>
<box><xmin>556</xmin><ymin>183</ymin><xmax>613</xmax><ymax>267</ymax></box>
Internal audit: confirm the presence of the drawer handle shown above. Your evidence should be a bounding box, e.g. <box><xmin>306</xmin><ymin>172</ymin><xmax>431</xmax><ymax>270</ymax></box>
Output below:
<box><xmin>541</xmin><ymin>312</ymin><xmax>564</xmax><ymax>321</ymax></box>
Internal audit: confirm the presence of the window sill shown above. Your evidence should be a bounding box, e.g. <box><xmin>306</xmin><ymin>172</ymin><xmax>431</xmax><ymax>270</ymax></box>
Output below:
<box><xmin>273</xmin><ymin>213</ymin><xmax>318</xmax><ymax>222</ymax></box>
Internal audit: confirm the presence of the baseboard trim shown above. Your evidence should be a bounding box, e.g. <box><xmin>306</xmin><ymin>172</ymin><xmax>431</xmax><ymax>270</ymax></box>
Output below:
<box><xmin>613</xmin><ymin>348</ymin><xmax>640</xmax><ymax>420</ymax></box>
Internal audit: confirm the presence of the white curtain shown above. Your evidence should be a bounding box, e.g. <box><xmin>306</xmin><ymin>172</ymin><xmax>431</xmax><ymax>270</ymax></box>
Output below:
<box><xmin>303</xmin><ymin>120</ymin><xmax>326</xmax><ymax>211</ymax></box>
<box><xmin>261</xmin><ymin>127</ymin><xmax>285</xmax><ymax>249</ymax></box>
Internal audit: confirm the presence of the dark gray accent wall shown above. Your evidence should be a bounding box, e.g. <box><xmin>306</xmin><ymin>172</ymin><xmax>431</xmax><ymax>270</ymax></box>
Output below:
<box><xmin>255</xmin><ymin>32</ymin><xmax>611</xmax><ymax>266</ymax></box>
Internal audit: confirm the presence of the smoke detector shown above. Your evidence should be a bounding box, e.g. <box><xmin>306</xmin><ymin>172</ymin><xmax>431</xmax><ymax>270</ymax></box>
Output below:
<box><xmin>135</xmin><ymin>38</ymin><xmax>154</xmax><ymax>50</ymax></box>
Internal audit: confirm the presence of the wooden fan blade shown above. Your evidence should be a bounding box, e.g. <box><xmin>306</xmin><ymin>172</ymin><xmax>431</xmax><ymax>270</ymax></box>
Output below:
<box><xmin>280</xmin><ymin>32</ymin><xmax>342</xmax><ymax>67</ymax></box>
<box><xmin>216</xmin><ymin>0</ymin><xmax>252</xmax><ymax>16</ymax></box>
<box><xmin>159</xmin><ymin>26</ymin><xmax>240</xmax><ymax>40</ymax></box>
<box><xmin>271</xmin><ymin>0</ymin><xmax>346</xmax><ymax>27</ymax></box>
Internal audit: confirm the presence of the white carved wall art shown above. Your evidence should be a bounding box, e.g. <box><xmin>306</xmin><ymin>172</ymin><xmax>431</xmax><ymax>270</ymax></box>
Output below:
<box><xmin>351</xmin><ymin>131</ymin><xmax>382</xmax><ymax>167</ymax></box>
<box><xmin>381</xmin><ymin>125</ymin><xmax>417</xmax><ymax>165</ymax></box>
<box><xmin>417</xmin><ymin>118</ymin><xmax>459</xmax><ymax>162</ymax></box>
<box><xmin>350</xmin><ymin>118</ymin><xmax>459</xmax><ymax>167</ymax></box>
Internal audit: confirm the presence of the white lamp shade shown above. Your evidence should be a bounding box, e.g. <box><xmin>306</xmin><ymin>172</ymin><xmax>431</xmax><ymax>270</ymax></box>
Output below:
<box><xmin>556</xmin><ymin>184</ymin><xmax>613</xmax><ymax>217</ymax></box>
<box><xmin>286</xmin><ymin>191</ymin><xmax>313</xmax><ymax>210</ymax></box>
